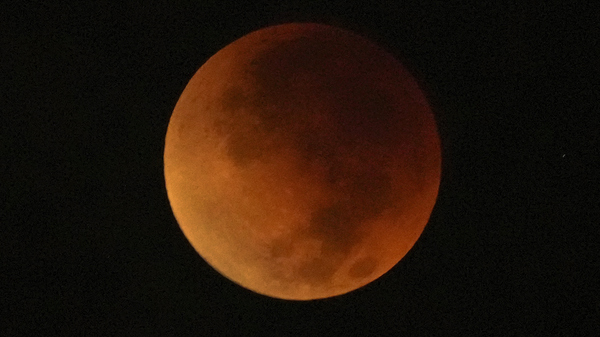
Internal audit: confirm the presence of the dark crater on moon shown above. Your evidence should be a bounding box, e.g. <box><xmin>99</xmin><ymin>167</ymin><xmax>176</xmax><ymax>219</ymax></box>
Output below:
<box><xmin>348</xmin><ymin>256</ymin><xmax>378</xmax><ymax>279</ymax></box>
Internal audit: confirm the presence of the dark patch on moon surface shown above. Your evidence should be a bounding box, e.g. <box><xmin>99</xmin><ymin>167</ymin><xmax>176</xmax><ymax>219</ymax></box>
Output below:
<box><xmin>304</xmin><ymin>170</ymin><xmax>393</xmax><ymax>255</ymax></box>
<box><xmin>219</xmin><ymin>85</ymin><xmax>248</xmax><ymax>114</ymax></box>
<box><xmin>227</xmin><ymin>130</ymin><xmax>266</xmax><ymax>167</ymax></box>
<box><xmin>346</xmin><ymin>171</ymin><xmax>393</xmax><ymax>219</ymax></box>
<box><xmin>269</xmin><ymin>237</ymin><xmax>294</xmax><ymax>259</ymax></box>
<box><xmin>332</xmin><ymin>87</ymin><xmax>399</xmax><ymax>148</ymax></box>
<box><xmin>348</xmin><ymin>256</ymin><xmax>378</xmax><ymax>279</ymax></box>
<box><xmin>297</xmin><ymin>256</ymin><xmax>337</xmax><ymax>285</ymax></box>
<box><xmin>218</xmin><ymin>85</ymin><xmax>284</xmax><ymax>167</ymax></box>
<box><xmin>308</xmin><ymin>203</ymin><xmax>358</xmax><ymax>256</ymax></box>
<box><xmin>219</xmin><ymin>28</ymin><xmax>406</xmax><ymax>175</ymax></box>
<box><xmin>248</xmin><ymin>33</ymin><xmax>339</xmax><ymax>99</ymax></box>
<box><xmin>293</xmin><ymin>169</ymin><xmax>393</xmax><ymax>285</ymax></box>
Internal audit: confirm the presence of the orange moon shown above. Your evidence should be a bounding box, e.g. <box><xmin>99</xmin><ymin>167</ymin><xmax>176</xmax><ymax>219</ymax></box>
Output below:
<box><xmin>164</xmin><ymin>23</ymin><xmax>441</xmax><ymax>300</ymax></box>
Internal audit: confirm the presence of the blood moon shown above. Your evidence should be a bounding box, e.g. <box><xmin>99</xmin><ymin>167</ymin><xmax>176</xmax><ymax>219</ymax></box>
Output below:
<box><xmin>164</xmin><ymin>23</ymin><xmax>441</xmax><ymax>300</ymax></box>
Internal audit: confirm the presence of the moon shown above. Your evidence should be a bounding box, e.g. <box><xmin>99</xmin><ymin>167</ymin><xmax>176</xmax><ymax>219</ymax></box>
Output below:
<box><xmin>164</xmin><ymin>23</ymin><xmax>441</xmax><ymax>300</ymax></box>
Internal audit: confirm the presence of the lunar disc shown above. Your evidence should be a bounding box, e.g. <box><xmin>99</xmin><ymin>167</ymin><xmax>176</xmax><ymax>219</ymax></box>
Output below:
<box><xmin>164</xmin><ymin>23</ymin><xmax>441</xmax><ymax>300</ymax></box>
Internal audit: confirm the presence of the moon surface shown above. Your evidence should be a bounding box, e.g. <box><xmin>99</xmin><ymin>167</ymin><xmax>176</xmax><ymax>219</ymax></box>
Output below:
<box><xmin>164</xmin><ymin>23</ymin><xmax>441</xmax><ymax>300</ymax></box>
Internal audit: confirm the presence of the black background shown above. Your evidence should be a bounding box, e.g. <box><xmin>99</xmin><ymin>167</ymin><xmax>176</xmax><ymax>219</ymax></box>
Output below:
<box><xmin>3</xmin><ymin>1</ymin><xmax>598</xmax><ymax>335</ymax></box>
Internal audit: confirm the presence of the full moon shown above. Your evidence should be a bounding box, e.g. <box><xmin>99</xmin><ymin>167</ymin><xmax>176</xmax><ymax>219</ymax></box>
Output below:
<box><xmin>164</xmin><ymin>23</ymin><xmax>441</xmax><ymax>300</ymax></box>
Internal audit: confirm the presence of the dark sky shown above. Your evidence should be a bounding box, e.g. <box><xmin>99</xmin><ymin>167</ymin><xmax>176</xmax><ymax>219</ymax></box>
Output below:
<box><xmin>3</xmin><ymin>2</ymin><xmax>598</xmax><ymax>335</ymax></box>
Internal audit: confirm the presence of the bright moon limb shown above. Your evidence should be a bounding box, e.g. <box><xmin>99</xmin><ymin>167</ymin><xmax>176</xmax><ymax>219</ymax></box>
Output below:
<box><xmin>164</xmin><ymin>23</ymin><xmax>441</xmax><ymax>300</ymax></box>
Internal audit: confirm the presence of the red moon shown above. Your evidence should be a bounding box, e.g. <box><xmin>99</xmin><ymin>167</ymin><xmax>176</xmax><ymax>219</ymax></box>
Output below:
<box><xmin>164</xmin><ymin>23</ymin><xmax>441</xmax><ymax>300</ymax></box>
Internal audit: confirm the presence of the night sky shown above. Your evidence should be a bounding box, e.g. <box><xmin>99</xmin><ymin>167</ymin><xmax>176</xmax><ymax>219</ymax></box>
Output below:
<box><xmin>3</xmin><ymin>2</ymin><xmax>598</xmax><ymax>335</ymax></box>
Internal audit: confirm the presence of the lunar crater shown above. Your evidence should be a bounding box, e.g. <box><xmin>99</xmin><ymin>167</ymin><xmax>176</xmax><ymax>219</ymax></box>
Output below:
<box><xmin>348</xmin><ymin>256</ymin><xmax>378</xmax><ymax>279</ymax></box>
